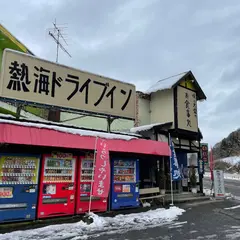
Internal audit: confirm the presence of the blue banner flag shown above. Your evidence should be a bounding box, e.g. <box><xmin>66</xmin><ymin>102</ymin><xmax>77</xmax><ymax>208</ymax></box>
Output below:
<box><xmin>169</xmin><ymin>135</ymin><xmax>182</xmax><ymax>181</ymax></box>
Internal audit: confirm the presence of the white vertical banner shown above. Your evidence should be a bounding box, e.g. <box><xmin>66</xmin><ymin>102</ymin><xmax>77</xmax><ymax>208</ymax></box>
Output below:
<box><xmin>213</xmin><ymin>170</ymin><xmax>225</xmax><ymax>199</ymax></box>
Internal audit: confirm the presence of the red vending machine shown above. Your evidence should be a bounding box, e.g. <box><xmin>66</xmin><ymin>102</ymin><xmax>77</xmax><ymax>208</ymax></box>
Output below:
<box><xmin>76</xmin><ymin>153</ymin><xmax>107</xmax><ymax>214</ymax></box>
<box><xmin>37</xmin><ymin>153</ymin><xmax>77</xmax><ymax>219</ymax></box>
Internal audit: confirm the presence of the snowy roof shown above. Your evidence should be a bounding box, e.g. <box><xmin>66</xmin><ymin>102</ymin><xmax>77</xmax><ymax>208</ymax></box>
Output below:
<box><xmin>130</xmin><ymin>122</ymin><xmax>172</xmax><ymax>133</ymax></box>
<box><xmin>144</xmin><ymin>72</ymin><xmax>188</xmax><ymax>94</ymax></box>
<box><xmin>143</xmin><ymin>71</ymin><xmax>207</xmax><ymax>100</ymax></box>
<box><xmin>111</xmin><ymin>130</ymin><xmax>142</xmax><ymax>137</ymax></box>
<box><xmin>0</xmin><ymin>118</ymin><xmax>138</xmax><ymax>141</ymax></box>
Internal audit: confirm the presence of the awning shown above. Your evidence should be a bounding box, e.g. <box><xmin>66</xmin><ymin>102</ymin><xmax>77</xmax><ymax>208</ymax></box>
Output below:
<box><xmin>0</xmin><ymin>123</ymin><xmax>170</xmax><ymax>156</ymax></box>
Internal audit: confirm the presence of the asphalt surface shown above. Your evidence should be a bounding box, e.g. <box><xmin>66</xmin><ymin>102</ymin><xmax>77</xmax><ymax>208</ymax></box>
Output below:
<box><xmin>87</xmin><ymin>200</ymin><xmax>240</xmax><ymax>240</ymax></box>
<box><xmin>87</xmin><ymin>177</ymin><xmax>240</xmax><ymax>240</ymax></box>
<box><xmin>1</xmin><ymin>177</ymin><xmax>240</xmax><ymax>240</ymax></box>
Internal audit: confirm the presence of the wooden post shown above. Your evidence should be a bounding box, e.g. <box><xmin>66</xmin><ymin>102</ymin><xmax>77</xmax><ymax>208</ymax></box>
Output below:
<box><xmin>16</xmin><ymin>105</ymin><xmax>22</xmax><ymax>119</ymax></box>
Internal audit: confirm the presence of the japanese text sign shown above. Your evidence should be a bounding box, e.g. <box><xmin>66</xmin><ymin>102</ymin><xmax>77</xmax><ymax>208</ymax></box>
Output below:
<box><xmin>169</xmin><ymin>136</ymin><xmax>182</xmax><ymax>181</ymax></box>
<box><xmin>213</xmin><ymin>170</ymin><xmax>225</xmax><ymax>198</ymax></box>
<box><xmin>92</xmin><ymin>138</ymin><xmax>110</xmax><ymax>198</ymax></box>
<box><xmin>0</xmin><ymin>49</ymin><xmax>136</xmax><ymax>119</ymax></box>
<box><xmin>177</xmin><ymin>86</ymin><xmax>198</xmax><ymax>132</ymax></box>
<box><xmin>200</xmin><ymin>143</ymin><xmax>208</xmax><ymax>164</ymax></box>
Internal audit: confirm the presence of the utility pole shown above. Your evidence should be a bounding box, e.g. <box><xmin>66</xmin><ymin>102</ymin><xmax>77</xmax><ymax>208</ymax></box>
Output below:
<box><xmin>49</xmin><ymin>19</ymin><xmax>71</xmax><ymax>63</ymax></box>
<box><xmin>48</xmin><ymin>19</ymin><xmax>71</xmax><ymax>121</ymax></box>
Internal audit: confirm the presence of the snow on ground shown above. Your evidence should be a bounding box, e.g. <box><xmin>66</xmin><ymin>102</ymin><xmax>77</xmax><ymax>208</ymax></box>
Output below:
<box><xmin>224</xmin><ymin>205</ymin><xmax>240</xmax><ymax>210</ymax></box>
<box><xmin>224</xmin><ymin>226</ymin><xmax>240</xmax><ymax>240</ymax></box>
<box><xmin>0</xmin><ymin>207</ymin><xmax>185</xmax><ymax>240</ymax></box>
<box><xmin>203</xmin><ymin>188</ymin><xmax>213</xmax><ymax>196</ymax></box>
<box><xmin>205</xmin><ymin>172</ymin><xmax>240</xmax><ymax>181</ymax></box>
<box><xmin>220</xmin><ymin>156</ymin><xmax>240</xmax><ymax>166</ymax></box>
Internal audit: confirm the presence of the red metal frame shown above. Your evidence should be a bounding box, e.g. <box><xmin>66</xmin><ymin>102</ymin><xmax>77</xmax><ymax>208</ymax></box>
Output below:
<box><xmin>37</xmin><ymin>154</ymin><xmax>77</xmax><ymax>219</ymax></box>
<box><xmin>75</xmin><ymin>156</ymin><xmax>107</xmax><ymax>214</ymax></box>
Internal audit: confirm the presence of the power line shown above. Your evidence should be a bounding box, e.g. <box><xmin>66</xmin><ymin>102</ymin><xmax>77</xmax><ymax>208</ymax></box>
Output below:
<box><xmin>48</xmin><ymin>19</ymin><xmax>71</xmax><ymax>63</ymax></box>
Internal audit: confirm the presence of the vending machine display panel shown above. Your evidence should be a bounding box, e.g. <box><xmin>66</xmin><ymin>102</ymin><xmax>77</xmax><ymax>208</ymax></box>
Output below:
<box><xmin>0</xmin><ymin>154</ymin><xmax>40</xmax><ymax>223</ymax></box>
<box><xmin>111</xmin><ymin>159</ymin><xmax>139</xmax><ymax>210</ymax></box>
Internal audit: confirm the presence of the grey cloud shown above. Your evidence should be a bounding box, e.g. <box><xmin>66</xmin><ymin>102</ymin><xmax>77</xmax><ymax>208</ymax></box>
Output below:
<box><xmin>213</xmin><ymin>87</ymin><xmax>240</xmax><ymax>114</ymax></box>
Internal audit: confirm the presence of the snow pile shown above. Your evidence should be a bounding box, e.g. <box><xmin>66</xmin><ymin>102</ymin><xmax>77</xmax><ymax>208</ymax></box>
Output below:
<box><xmin>0</xmin><ymin>118</ymin><xmax>138</xmax><ymax>141</ymax></box>
<box><xmin>0</xmin><ymin>207</ymin><xmax>185</xmax><ymax>240</ymax></box>
<box><xmin>203</xmin><ymin>188</ymin><xmax>213</xmax><ymax>196</ymax></box>
<box><xmin>221</xmin><ymin>156</ymin><xmax>240</xmax><ymax>166</ymax></box>
<box><xmin>142</xmin><ymin>202</ymin><xmax>151</xmax><ymax>207</ymax></box>
<box><xmin>144</xmin><ymin>72</ymin><xmax>187</xmax><ymax>94</ymax></box>
<box><xmin>225</xmin><ymin>226</ymin><xmax>240</xmax><ymax>240</ymax></box>
<box><xmin>224</xmin><ymin>205</ymin><xmax>240</xmax><ymax>210</ymax></box>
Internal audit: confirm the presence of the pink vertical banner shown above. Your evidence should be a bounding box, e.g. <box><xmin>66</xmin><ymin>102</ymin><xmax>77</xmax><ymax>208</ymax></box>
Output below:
<box><xmin>92</xmin><ymin>138</ymin><xmax>110</xmax><ymax>198</ymax></box>
<box><xmin>210</xmin><ymin>147</ymin><xmax>214</xmax><ymax>181</ymax></box>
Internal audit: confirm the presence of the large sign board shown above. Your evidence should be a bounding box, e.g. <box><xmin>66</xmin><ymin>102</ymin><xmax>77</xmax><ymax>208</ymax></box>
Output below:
<box><xmin>177</xmin><ymin>86</ymin><xmax>198</xmax><ymax>132</ymax></box>
<box><xmin>0</xmin><ymin>49</ymin><xmax>136</xmax><ymax>119</ymax></box>
<box><xmin>213</xmin><ymin>170</ymin><xmax>225</xmax><ymax>198</ymax></box>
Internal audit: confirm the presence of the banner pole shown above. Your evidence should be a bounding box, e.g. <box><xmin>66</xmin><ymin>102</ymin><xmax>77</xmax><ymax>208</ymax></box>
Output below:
<box><xmin>210</xmin><ymin>146</ymin><xmax>214</xmax><ymax>196</ymax></box>
<box><xmin>88</xmin><ymin>136</ymin><xmax>98</xmax><ymax>214</ymax></box>
<box><xmin>169</xmin><ymin>133</ymin><xmax>174</xmax><ymax>206</ymax></box>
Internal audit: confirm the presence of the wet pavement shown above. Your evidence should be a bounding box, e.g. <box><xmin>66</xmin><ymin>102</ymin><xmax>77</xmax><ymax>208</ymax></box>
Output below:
<box><xmin>88</xmin><ymin>199</ymin><xmax>240</xmax><ymax>240</ymax></box>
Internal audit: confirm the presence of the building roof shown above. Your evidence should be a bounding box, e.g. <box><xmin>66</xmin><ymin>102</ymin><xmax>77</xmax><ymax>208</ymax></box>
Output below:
<box><xmin>144</xmin><ymin>71</ymin><xmax>207</xmax><ymax>100</ymax></box>
<box><xmin>0</xmin><ymin>24</ymin><xmax>34</xmax><ymax>55</ymax></box>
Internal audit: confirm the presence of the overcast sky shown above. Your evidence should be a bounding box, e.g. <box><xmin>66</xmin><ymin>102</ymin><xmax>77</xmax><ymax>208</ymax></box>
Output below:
<box><xmin>1</xmin><ymin>0</ymin><xmax>239</xmax><ymax>147</ymax></box>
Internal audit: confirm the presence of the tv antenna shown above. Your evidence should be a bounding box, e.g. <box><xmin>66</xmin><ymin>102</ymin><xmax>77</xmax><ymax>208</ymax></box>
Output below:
<box><xmin>48</xmin><ymin>19</ymin><xmax>71</xmax><ymax>63</ymax></box>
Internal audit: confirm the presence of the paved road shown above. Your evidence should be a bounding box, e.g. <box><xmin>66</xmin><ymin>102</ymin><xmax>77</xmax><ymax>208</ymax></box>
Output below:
<box><xmin>88</xmin><ymin>200</ymin><xmax>240</xmax><ymax>240</ymax></box>
<box><xmin>1</xmin><ymin>178</ymin><xmax>240</xmax><ymax>240</ymax></box>
<box><xmin>203</xmin><ymin>176</ymin><xmax>240</xmax><ymax>198</ymax></box>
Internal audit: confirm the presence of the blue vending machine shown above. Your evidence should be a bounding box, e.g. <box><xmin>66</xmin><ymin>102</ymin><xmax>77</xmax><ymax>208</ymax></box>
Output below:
<box><xmin>0</xmin><ymin>154</ymin><xmax>40</xmax><ymax>223</ymax></box>
<box><xmin>111</xmin><ymin>158</ymin><xmax>140</xmax><ymax>210</ymax></box>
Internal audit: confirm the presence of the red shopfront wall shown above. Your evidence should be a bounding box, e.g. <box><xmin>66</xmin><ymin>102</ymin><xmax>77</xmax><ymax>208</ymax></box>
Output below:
<box><xmin>76</xmin><ymin>154</ymin><xmax>107</xmax><ymax>214</ymax></box>
<box><xmin>0</xmin><ymin>123</ymin><xmax>170</xmax><ymax>215</ymax></box>
<box><xmin>37</xmin><ymin>154</ymin><xmax>78</xmax><ymax>219</ymax></box>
